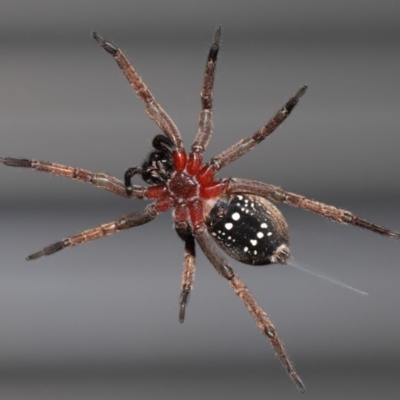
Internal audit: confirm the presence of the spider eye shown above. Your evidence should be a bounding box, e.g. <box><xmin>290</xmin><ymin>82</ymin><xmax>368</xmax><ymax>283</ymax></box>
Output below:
<box><xmin>206</xmin><ymin>194</ymin><xmax>290</xmax><ymax>265</ymax></box>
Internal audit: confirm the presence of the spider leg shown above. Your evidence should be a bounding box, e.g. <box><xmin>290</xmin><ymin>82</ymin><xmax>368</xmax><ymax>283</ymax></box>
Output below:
<box><xmin>0</xmin><ymin>157</ymin><xmax>147</xmax><ymax>199</ymax></box>
<box><xmin>191</xmin><ymin>26</ymin><xmax>221</xmax><ymax>157</ymax></box>
<box><xmin>26</xmin><ymin>204</ymin><xmax>159</xmax><ymax>261</ymax></box>
<box><xmin>194</xmin><ymin>227</ymin><xmax>305</xmax><ymax>393</ymax></box>
<box><xmin>92</xmin><ymin>32</ymin><xmax>183</xmax><ymax>150</ymax></box>
<box><xmin>227</xmin><ymin>178</ymin><xmax>400</xmax><ymax>239</ymax></box>
<box><xmin>176</xmin><ymin>224</ymin><xmax>196</xmax><ymax>323</ymax></box>
<box><xmin>198</xmin><ymin>85</ymin><xmax>307</xmax><ymax>180</ymax></box>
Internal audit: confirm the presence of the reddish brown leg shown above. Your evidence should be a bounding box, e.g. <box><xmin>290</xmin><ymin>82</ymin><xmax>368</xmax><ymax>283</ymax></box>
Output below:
<box><xmin>198</xmin><ymin>85</ymin><xmax>307</xmax><ymax>180</ymax></box>
<box><xmin>0</xmin><ymin>157</ymin><xmax>147</xmax><ymax>199</ymax></box>
<box><xmin>194</xmin><ymin>228</ymin><xmax>305</xmax><ymax>393</ymax></box>
<box><xmin>27</xmin><ymin>204</ymin><xmax>160</xmax><ymax>261</ymax></box>
<box><xmin>176</xmin><ymin>224</ymin><xmax>196</xmax><ymax>323</ymax></box>
<box><xmin>92</xmin><ymin>32</ymin><xmax>183</xmax><ymax>150</ymax></box>
<box><xmin>226</xmin><ymin>178</ymin><xmax>400</xmax><ymax>239</ymax></box>
<box><xmin>191</xmin><ymin>26</ymin><xmax>221</xmax><ymax>157</ymax></box>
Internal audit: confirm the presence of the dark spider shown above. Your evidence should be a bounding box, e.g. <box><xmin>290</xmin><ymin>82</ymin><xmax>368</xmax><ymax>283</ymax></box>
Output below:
<box><xmin>1</xmin><ymin>27</ymin><xmax>399</xmax><ymax>393</ymax></box>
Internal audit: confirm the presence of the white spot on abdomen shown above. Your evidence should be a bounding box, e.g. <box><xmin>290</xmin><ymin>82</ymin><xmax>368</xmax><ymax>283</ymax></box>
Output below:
<box><xmin>225</xmin><ymin>222</ymin><xmax>233</xmax><ymax>230</ymax></box>
<box><xmin>232</xmin><ymin>212</ymin><xmax>240</xmax><ymax>221</ymax></box>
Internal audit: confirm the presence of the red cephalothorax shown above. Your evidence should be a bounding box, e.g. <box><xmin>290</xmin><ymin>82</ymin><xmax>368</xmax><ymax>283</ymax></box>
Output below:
<box><xmin>146</xmin><ymin>147</ymin><xmax>228</xmax><ymax>225</ymax></box>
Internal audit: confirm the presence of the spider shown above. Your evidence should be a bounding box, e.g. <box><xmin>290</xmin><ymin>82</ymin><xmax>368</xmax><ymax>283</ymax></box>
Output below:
<box><xmin>1</xmin><ymin>27</ymin><xmax>399</xmax><ymax>393</ymax></box>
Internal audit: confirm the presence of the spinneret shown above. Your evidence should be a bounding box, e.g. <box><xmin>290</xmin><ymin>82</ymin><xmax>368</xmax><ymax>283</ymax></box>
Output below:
<box><xmin>1</xmin><ymin>27</ymin><xmax>399</xmax><ymax>394</ymax></box>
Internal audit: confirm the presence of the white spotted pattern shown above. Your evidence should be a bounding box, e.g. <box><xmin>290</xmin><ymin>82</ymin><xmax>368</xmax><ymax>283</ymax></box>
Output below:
<box><xmin>207</xmin><ymin>193</ymin><xmax>287</xmax><ymax>265</ymax></box>
<box><xmin>232</xmin><ymin>212</ymin><xmax>240</xmax><ymax>221</ymax></box>
<box><xmin>225</xmin><ymin>222</ymin><xmax>233</xmax><ymax>230</ymax></box>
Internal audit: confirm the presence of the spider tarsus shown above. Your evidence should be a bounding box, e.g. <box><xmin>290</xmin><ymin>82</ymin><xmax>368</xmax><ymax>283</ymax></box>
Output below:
<box><xmin>296</xmin><ymin>85</ymin><xmax>308</xmax><ymax>98</ymax></box>
<box><xmin>179</xmin><ymin>304</ymin><xmax>186</xmax><ymax>323</ymax></box>
<box><xmin>209</xmin><ymin>26</ymin><xmax>222</xmax><ymax>60</ymax></box>
<box><xmin>26</xmin><ymin>253</ymin><xmax>42</xmax><ymax>261</ymax></box>
<box><xmin>179</xmin><ymin>307</ymin><xmax>184</xmax><ymax>323</ymax></box>
<box><xmin>347</xmin><ymin>214</ymin><xmax>400</xmax><ymax>239</ymax></box>
<box><xmin>214</xmin><ymin>26</ymin><xmax>222</xmax><ymax>41</ymax></box>
<box><xmin>285</xmin><ymin>85</ymin><xmax>308</xmax><ymax>113</ymax></box>
<box><xmin>26</xmin><ymin>240</ymin><xmax>68</xmax><ymax>261</ymax></box>
<box><xmin>179</xmin><ymin>287</ymin><xmax>191</xmax><ymax>323</ymax></box>
<box><xmin>1</xmin><ymin>157</ymin><xmax>32</xmax><ymax>168</ymax></box>
<box><xmin>294</xmin><ymin>375</ymin><xmax>306</xmax><ymax>394</ymax></box>
<box><xmin>92</xmin><ymin>31</ymin><xmax>118</xmax><ymax>56</ymax></box>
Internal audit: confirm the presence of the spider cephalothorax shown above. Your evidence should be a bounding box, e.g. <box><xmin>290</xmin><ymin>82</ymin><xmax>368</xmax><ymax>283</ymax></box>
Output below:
<box><xmin>1</xmin><ymin>27</ymin><xmax>399</xmax><ymax>393</ymax></box>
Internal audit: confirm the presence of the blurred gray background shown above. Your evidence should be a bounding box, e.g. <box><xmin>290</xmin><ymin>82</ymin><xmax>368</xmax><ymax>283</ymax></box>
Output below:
<box><xmin>0</xmin><ymin>1</ymin><xmax>399</xmax><ymax>399</ymax></box>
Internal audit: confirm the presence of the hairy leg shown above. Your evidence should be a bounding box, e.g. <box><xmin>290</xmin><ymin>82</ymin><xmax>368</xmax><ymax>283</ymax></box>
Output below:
<box><xmin>176</xmin><ymin>224</ymin><xmax>196</xmax><ymax>323</ymax></box>
<box><xmin>92</xmin><ymin>32</ymin><xmax>182</xmax><ymax>149</ymax></box>
<box><xmin>194</xmin><ymin>227</ymin><xmax>305</xmax><ymax>393</ymax></box>
<box><xmin>27</xmin><ymin>204</ymin><xmax>159</xmax><ymax>261</ymax></box>
<box><xmin>226</xmin><ymin>178</ymin><xmax>400</xmax><ymax>239</ymax></box>
<box><xmin>191</xmin><ymin>26</ymin><xmax>222</xmax><ymax>157</ymax></box>
<box><xmin>0</xmin><ymin>157</ymin><xmax>147</xmax><ymax>199</ymax></box>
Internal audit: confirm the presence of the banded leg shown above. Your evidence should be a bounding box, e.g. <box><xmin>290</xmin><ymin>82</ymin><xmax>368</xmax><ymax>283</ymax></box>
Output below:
<box><xmin>92</xmin><ymin>32</ymin><xmax>183</xmax><ymax>150</ymax></box>
<box><xmin>226</xmin><ymin>178</ymin><xmax>400</xmax><ymax>239</ymax></box>
<box><xmin>200</xmin><ymin>85</ymin><xmax>307</xmax><ymax>178</ymax></box>
<box><xmin>26</xmin><ymin>204</ymin><xmax>159</xmax><ymax>261</ymax></box>
<box><xmin>176</xmin><ymin>224</ymin><xmax>196</xmax><ymax>323</ymax></box>
<box><xmin>194</xmin><ymin>227</ymin><xmax>305</xmax><ymax>393</ymax></box>
<box><xmin>191</xmin><ymin>26</ymin><xmax>222</xmax><ymax>156</ymax></box>
<box><xmin>0</xmin><ymin>157</ymin><xmax>147</xmax><ymax>199</ymax></box>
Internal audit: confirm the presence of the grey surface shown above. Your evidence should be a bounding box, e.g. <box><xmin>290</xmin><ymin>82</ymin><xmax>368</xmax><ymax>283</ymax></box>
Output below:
<box><xmin>1</xmin><ymin>1</ymin><xmax>400</xmax><ymax>399</ymax></box>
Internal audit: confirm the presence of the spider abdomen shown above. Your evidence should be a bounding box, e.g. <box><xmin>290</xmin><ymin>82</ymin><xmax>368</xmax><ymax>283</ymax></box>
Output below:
<box><xmin>205</xmin><ymin>194</ymin><xmax>290</xmax><ymax>265</ymax></box>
